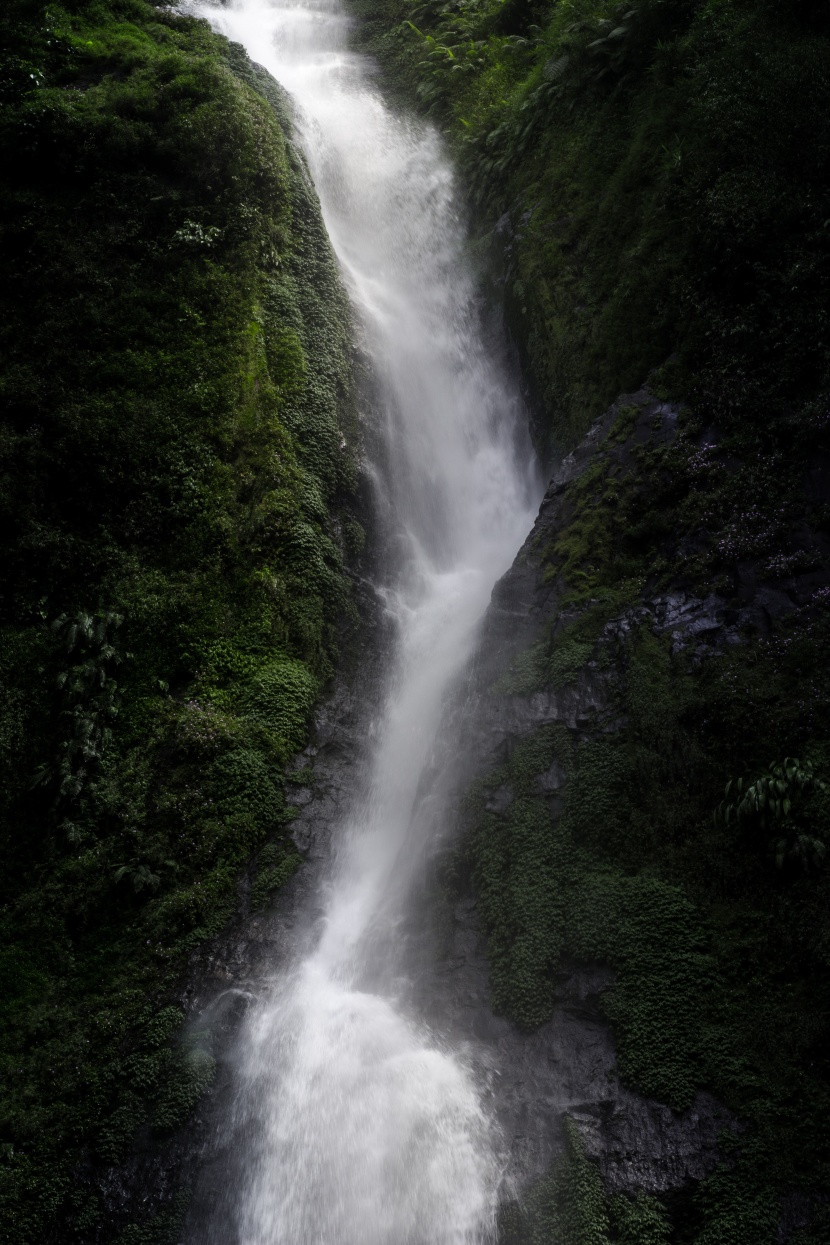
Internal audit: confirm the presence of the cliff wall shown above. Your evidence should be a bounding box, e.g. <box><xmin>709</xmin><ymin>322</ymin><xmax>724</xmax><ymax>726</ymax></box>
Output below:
<box><xmin>344</xmin><ymin>0</ymin><xmax>830</xmax><ymax>1237</ymax></box>
<box><xmin>418</xmin><ymin>388</ymin><xmax>830</xmax><ymax>1242</ymax></box>
<box><xmin>0</xmin><ymin>3</ymin><xmax>365</xmax><ymax>1240</ymax></box>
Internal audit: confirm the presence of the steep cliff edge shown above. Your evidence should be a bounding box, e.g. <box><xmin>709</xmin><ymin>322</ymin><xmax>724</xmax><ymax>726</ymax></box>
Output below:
<box><xmin>0</xmin><ymin>4</ymin><xmax>366</xmax><ymax>1240</ymax></box>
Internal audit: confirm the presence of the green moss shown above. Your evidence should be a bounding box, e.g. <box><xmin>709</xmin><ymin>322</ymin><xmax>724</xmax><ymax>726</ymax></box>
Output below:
<box><xmin>500</xmin><ymin>1118</ymin><xmax>612</xmax><ymax>1245</ymax></box>
<box><xmin>469</xmin><ymin>725</ymin><xmax>713</xmax><ymax>1108</ymax></box>
<box><xmin>692</xmin><ymin>1168</ymin><xmax>780</xmax><ymax>1245</ymax></box>
<box><xmin>250</xmin><ymin>841</ymin><xmax>302</xmax><ymax>911</ymax></box>
<box><xmin>492</xmin><ymin>641</ymin><xmax>549</xmax><ymax>695</ymax></box>
<box><xmin>113</xmin><ymin>1193</ymin><xmax>190</xmax><ymax>1245</ymax></box>
<box><xmin>151</xmin><ymin>1047</ymin><xmax>215</xmax><ymax>1132</ymax></box>
<box><xmin>548</xmin><ymin>638</ymin><xmax>595</xmax><ymax>688</ymax></box>
<box><xmin>468</xmin><ymin>546</ymin><xmax>830</xmax><ymax>1229</ymax></box>
<box><xmin>353</xmin><ymin>0</ymin><xmax>830</xmax><ymax>459</ymax></box>
<box><xmin>534</xmin><ymin>1120</ymin><xmax>611</xmax><ymax>1245</ymax></box>
<box><xmin>468</xmin><ymin>730</ymin><xmax>574</xmax><ymax>1027</ymax></box>
<box><xmin>609</xmin><ymin>1192</ymin><xmax>671</xmax><ymax>1244</ymax></box>
<box><xmin>569</xmin><ymin>874</ymin><xmax>712</xmax><ymax>1110</ymax></box>
<box><xmin>0</xmin><ymin>1</ymin><xmax>361</xmax><ymax>1239</ymax></box>
<box><xmin>465</xmin><ymin>388</ymin><xmax>830</xmax><ymax>1225</ymax></box>
<box><xmin>242</xmin><ymin>656</ymin><xmax>318</xmax><ymax>755</ymax></box>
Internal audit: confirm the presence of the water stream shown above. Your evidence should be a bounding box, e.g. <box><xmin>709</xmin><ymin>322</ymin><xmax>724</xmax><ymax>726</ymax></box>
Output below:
<box><xmin>192</xmin><ymin>1</ymin><xmax>539</xmax><ymax>1239</ymax></box>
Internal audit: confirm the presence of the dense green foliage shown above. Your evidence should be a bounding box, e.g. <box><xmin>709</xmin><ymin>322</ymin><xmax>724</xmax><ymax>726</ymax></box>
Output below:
<box><xmin>347</xmin><ymin>0</ymin><xmax>830</xmax><ymax>1236</ymax></box>
<box><xmin>462</xmin><ymin>397</ymin><xmax>830</xmax><ymax>1241</ymax></box>
<box><xmin>0</xmin><ymin>1</ymin><xmax>360</xmax><ymax>1239</ymax></box>
<box><xmin>2</xmin><ymin>0</ymin><xmax>829</xmax><ymax>1237</ymax></box>
<box><xmin>500</xmin><ymin>1119</ymin><xmax>671</xmax><ymax>1245</ymax></box>
<box><xmin>352</xmin><ymin>0</ymin><xmax>830</xmax><ymax>457</ymax></box>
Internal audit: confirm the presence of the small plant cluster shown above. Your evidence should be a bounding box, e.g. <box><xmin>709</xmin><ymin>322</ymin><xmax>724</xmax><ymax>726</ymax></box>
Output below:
<box><xmin>32</xmin><ymin>611</ymin><xmax>124</xmax><ymax>842</ymax></box>
<box><xmin>714</xmin><ymin>505</ymin><xmax>788</xmax><ymax>564</ymax></box>
<box><xmin>686</xmin><ymin>441</ymin><xmax>719</xmax><ymax>477</ymax></box>
<box><xmin>500</xmin><ymin>1117</ymin><xmax>671</xmax><ymax>1245</ymax></box>
<box><xmin>717</xmin><ymin>757</ymin><xmax>827</xmax><ymax>872</ymax></box>
<box><xmin>467</xmin><ymin>598</ymin><xmax>830</xmax><ymax>1238</ymax></box>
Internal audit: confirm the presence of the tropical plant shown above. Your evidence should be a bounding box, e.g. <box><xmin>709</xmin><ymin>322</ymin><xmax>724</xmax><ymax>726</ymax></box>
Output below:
<box><xmin>33</xmin><ymin>611</ymin><xmax>124</xmax><ymax>817</ymax></box>
<box><xmin>113</xmin><ymin>861</ymin><xmax>162</xmax><ymax>894</ymax></box>
<box><xmin>716</xmin><ymin>757</ymin><xmax>827</xmax><ymax>871</ymax></box>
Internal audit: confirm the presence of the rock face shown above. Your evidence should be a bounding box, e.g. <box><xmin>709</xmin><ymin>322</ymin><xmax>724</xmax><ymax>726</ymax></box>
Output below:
<box><xmin>412</xmin><ymin>387</ymin><xmax>830</xmax><ymax>1230</ymax></box>
<box><xmin>395</xmin><ymin>396</ymin><xmax>740</xmax><ymax>1199</ymax></box>
<box><xmin>417</xmin><ymin>920</ymin><xmax>736</xmax><ymax>1199</ymax></box>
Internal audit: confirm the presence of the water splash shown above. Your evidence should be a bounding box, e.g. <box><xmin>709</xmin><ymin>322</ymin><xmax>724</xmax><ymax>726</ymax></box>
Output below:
<box><xmin>236</xmin><ymin>965</ymin><xmax>499</xmax><ymax>1245</ymax></box>
<box><xmin>192</xmin><ymin>0</ymin><xmax>539</xmax><ymax>1239</ymax></box>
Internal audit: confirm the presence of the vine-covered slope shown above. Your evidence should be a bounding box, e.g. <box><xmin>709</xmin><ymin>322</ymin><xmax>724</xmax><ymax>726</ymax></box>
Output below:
<box><xmin>0</xmin><ymin>2</ymin><xmax>362</xmax><ymax>1240</ymax></box>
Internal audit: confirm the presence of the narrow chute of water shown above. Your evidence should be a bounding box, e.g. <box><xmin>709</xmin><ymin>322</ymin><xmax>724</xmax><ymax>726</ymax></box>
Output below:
<box><xmin>192</xmin><ymin>1</ymin><xmax>539</xmax><ymax>1239</ymax></box>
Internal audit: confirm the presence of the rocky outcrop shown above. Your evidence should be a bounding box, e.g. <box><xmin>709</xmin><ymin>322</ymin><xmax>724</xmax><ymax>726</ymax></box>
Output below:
<box><xmin>408</xmin><ymin>391</ymin><xmax>746</xmax><ymax>1201</ymax></box>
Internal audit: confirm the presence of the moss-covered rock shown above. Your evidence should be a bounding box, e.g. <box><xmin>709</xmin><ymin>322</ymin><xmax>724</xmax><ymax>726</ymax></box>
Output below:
<box><xmin>448</xmin><ymin>391</ymin><xmax>830</xmax><ymax>1240</ymax></box>
<box><xmin>351</xmin><ymin>0</ymin><xmax>830</xmax><ymax>462</ymax></box>
<box><xmin>0</xmin><ymin>2</ymin><xmax>362</xmax><ymax>1239</ymax></box>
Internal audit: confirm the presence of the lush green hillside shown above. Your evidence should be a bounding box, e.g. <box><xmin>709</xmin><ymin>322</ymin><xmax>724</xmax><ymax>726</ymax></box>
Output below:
<box><xmin>0</xmin><ymin>2</ymin><xmax>361</xmax><ymax>1240</ymax></box>
<box><xmin>463</xmin><ymin>391</ymin><xmax>830</xmax><ymax>1244</ymax></box>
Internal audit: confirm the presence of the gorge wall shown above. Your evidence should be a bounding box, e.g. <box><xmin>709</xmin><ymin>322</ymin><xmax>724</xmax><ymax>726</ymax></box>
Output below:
<box><xmin>0</xmin><ymin>2</ymin><xmax>368</xmax><ymax>1239</ymax></box>
<box><xmin>1</xmin><ymin>0</ymin><xmax>830</xmax><ymax>1242</ymax></box>
<box><xmin>418</xmin><ymin>387</ymin><xmax>830</xmax><ymax>1243</ymax></box>
<box><xmin>344</xmin><ymin>0</ymin><xmax>830</xmax><ymax>1237</ymax></box>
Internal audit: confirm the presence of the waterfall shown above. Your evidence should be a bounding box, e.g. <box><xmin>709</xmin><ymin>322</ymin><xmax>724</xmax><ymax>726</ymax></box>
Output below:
<box><xmin>191</xmin><ymin>1</ymin><xmax>539</xmax><ymax>1239</ymax></box>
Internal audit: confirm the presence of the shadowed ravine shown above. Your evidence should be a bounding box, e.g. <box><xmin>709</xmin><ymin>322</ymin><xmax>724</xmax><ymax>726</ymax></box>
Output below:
<box><xmin>190</xmin><ymin>0</ymin><xmax>539</xmax><ymax>1239</ymax></box>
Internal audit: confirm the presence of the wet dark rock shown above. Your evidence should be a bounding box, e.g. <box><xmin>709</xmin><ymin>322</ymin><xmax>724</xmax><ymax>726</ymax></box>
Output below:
<box><xmin>416</xmin><ymin>897</ymin><xmax>737</xmax><ymax>1200</ymax></box>
<box><xmin>407</xmin><ymin>389</ymin><xmax>749</xmax><ymax>1201</ymax></box>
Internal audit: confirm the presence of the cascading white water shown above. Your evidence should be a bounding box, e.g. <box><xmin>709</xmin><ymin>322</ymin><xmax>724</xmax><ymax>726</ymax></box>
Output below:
<box><xmin>192</xmin><ymin>1</ymin><xmax>539</xmax><ymax>1240</ymax></box>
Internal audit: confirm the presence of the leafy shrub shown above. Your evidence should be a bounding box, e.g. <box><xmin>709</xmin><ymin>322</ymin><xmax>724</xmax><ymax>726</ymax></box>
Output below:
<box><xmin>243</xmin><ymin>656</ymin><xmax>318</xmax><ymax>754</ymax></box>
